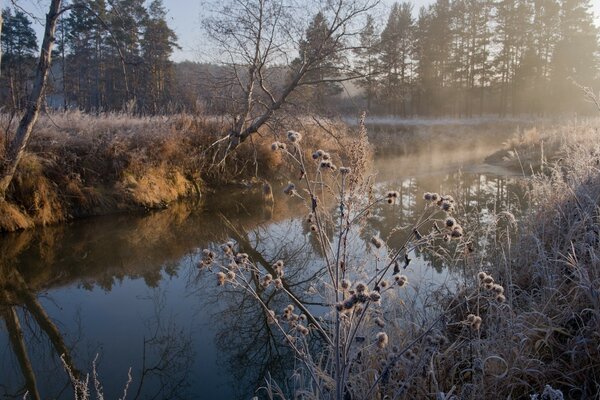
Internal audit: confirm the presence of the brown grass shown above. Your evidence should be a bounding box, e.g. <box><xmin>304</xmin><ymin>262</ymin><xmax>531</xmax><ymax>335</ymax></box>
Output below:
<box><xmin>0</xmin><ymin>112</ymin><xmax>357</xmax><ymax>232</ymax></box>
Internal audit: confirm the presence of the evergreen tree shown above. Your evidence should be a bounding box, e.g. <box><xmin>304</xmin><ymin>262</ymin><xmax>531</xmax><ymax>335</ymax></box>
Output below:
<box><xmin>65</xmin><ymin>0</ymin><xmax>109</xmax><ymax>110</ymax></box>
<box><xmin>0</xmin><ymin>8</ymin><xmax>38</xmax><ymax>109</ymax></box>
<box><xmin>140</xmin><ymin>0</ymin><xmax>179</xmax><ymax>113</ymax></box>
<box><xmin>353</xmin><ymin>14</ymin><xmax>380</xmax><ymax>111</ymax></box>
<box><xmin>551</xmin><ymin>0</ymin><xmax>599</xmax><ymax>111</ymax></box>
<box><xmin>297</xmin><ymin>12</ymin><xmax>344</xmax><ymax>110</ymax></box>
<box><xmin>493</xmin><ymin>0</ymin><xmax>531</xmax><ymax>116</ymax></box>
<box><xmin>107</xmin><ymin>0</ymin><xmax>148</xmax><ymax>109</ymax></box>
<box><xmin>379</xmin><ymin>2</ymin><xmax>414</xmax><ymax>116</ymax></box>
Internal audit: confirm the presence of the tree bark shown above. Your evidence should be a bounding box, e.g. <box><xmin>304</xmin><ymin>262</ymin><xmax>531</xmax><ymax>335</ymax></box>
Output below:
<box><xmin>0</xmin><ymin>0</ymin><xmax>62</xmax><ymax>199</ymax></box>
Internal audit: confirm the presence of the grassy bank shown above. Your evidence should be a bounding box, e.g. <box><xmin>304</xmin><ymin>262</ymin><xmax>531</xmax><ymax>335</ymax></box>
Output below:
<box><xmin>415</xmin><ymin>127</ymin><xmax>600</xmax><ymax>398</ymax></box>
<box><xmin>484</xmin><ymin>118</ymin><xmax>600</xmax><ymax>171</ymax></box>
<box><xmin>0</xmin><ymin>112</ymin><xmax>349</xmax><ymax>232</ymax></box>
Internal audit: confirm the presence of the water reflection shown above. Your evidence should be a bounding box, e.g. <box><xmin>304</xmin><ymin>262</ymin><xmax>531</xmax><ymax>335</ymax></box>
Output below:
<box><xmin>0</xmin><ymin>159</ymin><xmax>528</xmax><ymax>399</ymax></box>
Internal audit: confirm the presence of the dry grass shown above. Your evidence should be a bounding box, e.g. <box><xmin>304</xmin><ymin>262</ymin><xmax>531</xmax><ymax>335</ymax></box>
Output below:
<box><xmin>0</xmin><ymin>112</ymin><xmax>355</xmax><ymax>232</ymax></box>
<box><xmin>403</xmin><ymin>127</ymin><xmax>600</xmax><ymax>398</ymax></box>
<box><xmin>484</xmin><ymin>118</ymin><xmax>600</xmax><ymax>172</ymax></box>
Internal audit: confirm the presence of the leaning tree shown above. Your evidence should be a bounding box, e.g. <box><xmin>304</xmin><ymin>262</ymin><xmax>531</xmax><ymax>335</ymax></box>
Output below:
<box><xmin>203</xmin><ymin>0</ymin><xmax>379</xmax><ymax>154</ymax></box>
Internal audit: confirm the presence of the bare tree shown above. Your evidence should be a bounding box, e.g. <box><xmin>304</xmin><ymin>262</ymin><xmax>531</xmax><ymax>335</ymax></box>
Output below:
<box><xmin>0</xmin><ymin>0</ymin><xmax>63</xmax><ymax>199</ymax></box>
<box><xmin>203</xmin><ymin>0</ymin><xmax>378</xmax><ymax>153</ymax></box>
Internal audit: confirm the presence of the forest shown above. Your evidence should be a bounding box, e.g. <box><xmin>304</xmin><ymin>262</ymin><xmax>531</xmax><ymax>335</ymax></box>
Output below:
<box><xmin>1</xmin><ymin>0</ymin><xmax>599</xmax><ymax>117</ymax></box>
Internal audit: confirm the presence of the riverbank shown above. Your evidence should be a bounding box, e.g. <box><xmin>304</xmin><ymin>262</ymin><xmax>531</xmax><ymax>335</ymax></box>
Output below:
<box><xmin>0</xmin><ymin>112</ymin><xmax>352</xmax><ymax>232</ymax></box>
<box><xmin>425</xmin><ymin>125</ymin><xmax>600</xmax><ymax>398</ymax></box>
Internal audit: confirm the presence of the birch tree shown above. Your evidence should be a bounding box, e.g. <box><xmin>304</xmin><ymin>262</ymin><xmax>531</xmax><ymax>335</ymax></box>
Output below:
<box><xmin>204</xmin><ymin>0</ymin><xmax>378</xmax><ymax>153</ymax></box>
<box><xmin>0</xmin><ymin>0</ymin><xmax>63</xmax><ymax>199</ymax></box>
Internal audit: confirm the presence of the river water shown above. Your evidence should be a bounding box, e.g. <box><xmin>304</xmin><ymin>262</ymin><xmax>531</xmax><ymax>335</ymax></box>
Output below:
<box><xmin>0</xmin><ymin>150</ymin><xmax>527</xmax><ymax>400</ymax></box>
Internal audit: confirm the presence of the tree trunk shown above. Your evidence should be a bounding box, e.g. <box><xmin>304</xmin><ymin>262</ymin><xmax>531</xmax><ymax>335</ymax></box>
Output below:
<box><xmin>0</xmin><ymin>7</ymin><xmax>3</xmax><ymax>76</ymax></box>
<box><xmin>0</xmin><ymin>0</ymin><xmax>62</xmax><ymax>199</ymax></box>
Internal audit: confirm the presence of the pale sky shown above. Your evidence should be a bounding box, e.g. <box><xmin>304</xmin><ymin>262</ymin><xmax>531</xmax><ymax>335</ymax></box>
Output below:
<box><xmin>4</xmin><ymin>0</ymin><xmax>600</xmax><ymax>62</ymax></box>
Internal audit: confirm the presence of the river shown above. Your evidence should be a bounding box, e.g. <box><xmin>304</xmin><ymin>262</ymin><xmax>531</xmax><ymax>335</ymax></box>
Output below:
<box><xmin>0</xmin><ymin>149</ymin><xmax>527</xmax><ymax>400</ymax></box>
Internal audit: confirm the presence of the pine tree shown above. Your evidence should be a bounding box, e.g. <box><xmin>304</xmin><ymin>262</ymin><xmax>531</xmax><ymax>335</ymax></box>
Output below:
<box><xmin>107</xmin><ymin>0</ymin><xmax>148</xmax><ymax>109</ymax></box>
<box><xmin>379</xmin><ymin>2</ymin><xmax>414</xmax><ymax>116</ymax></box>
<box><xmin>0</xmin><ymin>8</ymin><xmax>38</xmax><ymax>110</ymax></box>
<box><xmin>297</xmin><ymin>12</ymin><xmax>344</xmax><ymax>110</ymax></box>
<box><xmin>65</xmin><ymin>0</ymin><xmax>109</xmax><ymax>110</ymax></box>
<box><xmin>353</xmin><ymin>14</ymin><xmax>380</xmax><ymax>111</ymax></box>
<box><xmin>551</xmin><ymin>0</ymin><xmax>599</xmax><ymax>111</ymax></box>
<box><xmin>139</xmin><ymin>0</ymin><xmax>179</xmax><ymax>113</ymax></box>
<box><xmin>493</xmin><ymin>0</ymin><xmax>532</xmax><ymax>116</ymax></box>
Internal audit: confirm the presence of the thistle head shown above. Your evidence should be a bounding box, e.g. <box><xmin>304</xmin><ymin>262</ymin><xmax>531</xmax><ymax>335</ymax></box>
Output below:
<box><xmin>376</xmin><ymin>332</ymin><xmax>389</xmax><ymax>349</ymax></box>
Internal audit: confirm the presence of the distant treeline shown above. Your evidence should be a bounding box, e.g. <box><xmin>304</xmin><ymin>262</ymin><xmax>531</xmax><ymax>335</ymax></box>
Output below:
<box><xmin>1</xmin><ymin>0</ymin><xmax>599</xmax><ymax>117</ymax></box>
<box><xmin>352</xmin><ymin>0</ymin><xmax>600</xmax><ymax>116</ymax></box>
<box><xmin>1</xmin><ymin>0</ymin><xmax>178</xmax><ymax>114</ymax></box>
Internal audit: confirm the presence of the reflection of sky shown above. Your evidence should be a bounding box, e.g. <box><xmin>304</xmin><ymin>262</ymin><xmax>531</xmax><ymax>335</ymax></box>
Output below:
<box><xmin>0</xmin><ymin>151</ymin><xmax>527</xmax><ymax>399</ymax></box>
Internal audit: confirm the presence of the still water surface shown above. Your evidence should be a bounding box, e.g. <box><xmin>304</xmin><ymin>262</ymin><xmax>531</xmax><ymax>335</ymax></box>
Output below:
<box><xmin>0</xmin><ymin>152</ymin><xmax>526</xmax><ymax>400</ymax></box>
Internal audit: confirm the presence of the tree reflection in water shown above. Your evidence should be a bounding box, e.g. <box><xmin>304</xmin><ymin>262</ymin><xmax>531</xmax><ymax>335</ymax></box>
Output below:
<box><xmin>0</xmin><ymin>166</ymin><xmax>527</xmax><ymax>399</ymax></box>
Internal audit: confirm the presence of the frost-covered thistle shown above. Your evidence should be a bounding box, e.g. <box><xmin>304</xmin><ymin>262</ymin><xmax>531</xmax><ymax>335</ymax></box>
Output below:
<box><xmin>355</xmin><ymin>282</ymin><xmax>367</xmax><ymax>294</ymax></box>
<box><xmin>312</xmin><ymin>149</ymin><xmax>325</xmax><ymax>159</ymax></box>
<box><xmin>376</xmin><ymin>332</ymin><xmax>389</xmax><ymax>349</ymax></box>
<box><xmin>394</xmin><ymin>274</ymin><xmax>408</xmax><ymax>287</ymax></box>
<box><xmin>283</xmin><ymin>182</ymin><xmax>296</xmax><ymax>196</ymax></box>
<box><xmin>287</xmin><ymin>130</ymin><xmax>302</xmax><ymax>143</ymax></box>
<box><xmin>466</xmin><ymin>314</ymin><xmax>482</xmax><ymax>330</ymax></box>
<box><xmin>340</xmin><ymin>166</ymin><xmax>351</xmax><ymax>175</ymax></box>
<box><xmin>217</xmin><ymin>272</ymin><xmax>226</xmax><ymax>286</ymax></box>
<box><xmin>369</xmin><ymin>291</ymin><xmax>381</xmax><ymax>302</ymax></box>
<box><xmin>450</xmin><ymin>225</ymin><xmax>464</xmax><ymax>238</ymax></box>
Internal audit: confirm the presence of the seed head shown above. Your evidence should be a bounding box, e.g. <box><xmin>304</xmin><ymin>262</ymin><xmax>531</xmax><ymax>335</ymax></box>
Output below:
<box><xmin>283</xmin><ymin>182</ymin><xmax>296</xmax><ymax>195</ymax></box>
<box><xmin>471</xmin><ymin>316</ymin><xmax>482</xmax><ymax>330</ymax></box>
<box><xmin>386</xmin><ymin>191</ymin><xmax>399</xmax><ymax>198</ymax></box>
<box><xmin>322</xmin><ymin>152</ymin><xmax>331</xmax><ymax>160</ymax></box>
<box><xmin>375</xmin><ymin>317</ymin><xmax>385</xmax><ymax>328</ymax></box>
<box><xmin>394</xmin><ymin>274</ymin><xmax>408</xmax><ymax>287</ymax></box>
<box><xmin>477</xmin><ymin>272</ymin><xmax>487</xmax><ymax>281</ymax></box>
<box><xmin>496</xmin><ymin>294</ymin><xmax>506</xmax><ymax>303</ymax></box>
<box><xmin>431</xmin><ymin>193</ymin><xmax>440</xmax><ymax>201</ymax></box>
<box><xmin>441</xmin><ymin>201</ymin><xmax>455</xmax><ymax>213</ymax></box>
<box><xmin>355</xmin><ymin>282</ymin><xmax>367</xmax><ymax>293</ymax></box>
<box><xmin>376</xmin><ymin>332</ymin><xmax>389</xmax><ymax>349</ymax></box>
<box><xmin>312</xmin><ymin>149</ymin><xmax>325</xmax><ymax>159</ymax></box>
<box><xmin>451</xmin><ymin>225</ymin><xmax>463</xmax><ymax>238</ymax></box>
<box><xmin>340</xmin><ymin>167</ymin><xmax>351</xmax><ymax>175</ymax></box>
<box><xmin>404</xmin><ymin>349</ymin><xmax>416</xmax><ymax>361</ymax></box>
<box><xmin>492</xmin><ymin>284</ymin><xmax>504</xmax><ymax>294</ymax></box>
<box><xmin>343</xmin><ymin>295</ymin><xmax>358</xmax><ymax>310</ymax></box>
<box><xmin>273</xmin><ymin>278</ymin><xmax>283</xmax><ymax>289</ymax></box>
<box><xmin>483</xmin><ymin>276</ymin><xmax>494</xmax><ymax>284</ymax></box>
<box><xmin>226</xmin><ymin>271</ymin><xmax>236</xmax><ymax>280</ymax></box>
<box><xmin>310</xmin><ymin>224</ymin><xmax>318</xmax><ymax>232</ymax></box>
<box><xmin>445</xmin><ymin>217</ymin><xmax>456</xmax><ymax>228</ymax></box>
<box><xmin>341</xmin><ymin>279</ymin><xmax>351</xmax><ymax>290</ymax></box>
<box><xmin>217</xmin><ymin>272</ymin><xmax>226</xmax><ymax>286</ymax></box>
<box><xmin>369</xmin><ymin>291</ymin><xmax>382</xmax><ymax>302</ymax></box>
<box><xmin>287</xmin><ymin>130</ymin><xmax>302</xmax><ymax>143</ymax></box>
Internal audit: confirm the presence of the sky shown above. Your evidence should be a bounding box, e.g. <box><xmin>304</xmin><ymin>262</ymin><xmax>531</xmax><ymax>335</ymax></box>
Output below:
<box><xmin>5</xmin><ymin>0</ymin><xmax>600</xmax><ymax>63</ymax></box>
